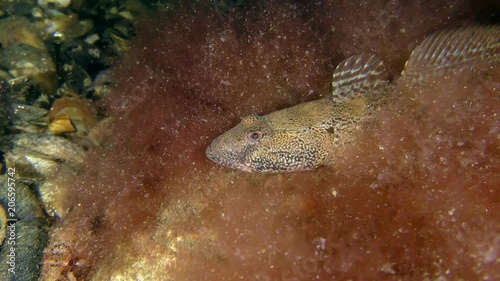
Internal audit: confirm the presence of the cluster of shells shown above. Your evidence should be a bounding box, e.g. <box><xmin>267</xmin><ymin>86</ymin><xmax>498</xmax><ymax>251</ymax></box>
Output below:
<box><xmin>0</xmin><ymin>0</ymin><xmax>154</xmax><ymax>279</ymax></box>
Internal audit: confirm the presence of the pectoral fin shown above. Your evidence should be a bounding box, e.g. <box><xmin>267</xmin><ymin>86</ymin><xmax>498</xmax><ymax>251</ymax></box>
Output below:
<box><xmin>401</xmin><ymin>25</ymin><xmax>500</xmax><ymax>87</ymax></box>
<box><xmin>331</xmin><ymin>54</ymin><xmax>390</xmax><ymax>103</ymax></box>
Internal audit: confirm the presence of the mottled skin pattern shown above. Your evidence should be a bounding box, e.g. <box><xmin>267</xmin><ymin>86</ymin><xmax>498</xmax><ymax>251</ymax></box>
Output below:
<box><xmin>206</xmin><ymin>26</ymin><xmax>500</xmax><ymax>173</ymax></box>
<box><xmin>206</xmin><ymin>52</ymin><xmax>390</xmax><ymax>172</ymax></box>
<box><xmin>206</xmin><ymin>98</ymin><xmax>375</xmax><ymax>172</ymax></box>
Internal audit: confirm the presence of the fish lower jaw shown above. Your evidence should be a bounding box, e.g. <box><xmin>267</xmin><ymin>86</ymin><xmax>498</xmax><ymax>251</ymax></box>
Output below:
<box><xmin>231</xmin><ymin>164</ymin><xmax>255</xmax><ymax>173</ymax></box>
<box><xmin>206</xmin><ymin>149</ymin><xmax>254</xmax><ymax>172</ymax></box>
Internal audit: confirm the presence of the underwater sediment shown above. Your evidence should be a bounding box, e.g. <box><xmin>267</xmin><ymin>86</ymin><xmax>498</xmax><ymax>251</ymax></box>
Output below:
<box><xmin>0</xmin><ymin>0</ymin><xmax>498</xmax><ymax>280</ymax></box>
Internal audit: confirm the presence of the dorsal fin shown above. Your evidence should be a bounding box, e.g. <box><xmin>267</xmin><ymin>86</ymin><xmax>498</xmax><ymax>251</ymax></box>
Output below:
<box><xmin>401</xmin><ymin>25</ymin><xmax>500</xmax><ymax>87</ymax></box>
<box><xmin>331</xmin><ymin>54</ymin><xmax>390</xmax><ymax>103</ymax></box>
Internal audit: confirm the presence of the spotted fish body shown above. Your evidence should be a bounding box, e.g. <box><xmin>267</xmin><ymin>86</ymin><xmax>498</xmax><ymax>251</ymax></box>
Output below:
<box><xmin>206</xmin><ymin>54</ymin><xmax>390</xmax><ymax>172</ymax></box>
<box><xmin>206</xmin><ymin>26</ymin><xmax>500</xmax><ymax>173</ymax></box>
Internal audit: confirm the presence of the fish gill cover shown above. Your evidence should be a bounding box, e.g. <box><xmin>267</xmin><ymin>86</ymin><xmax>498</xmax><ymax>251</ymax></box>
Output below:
<box><xmin>41</xmin><ymin>0</ymin><xmax>499</xmax><ymax>280</ymax></box>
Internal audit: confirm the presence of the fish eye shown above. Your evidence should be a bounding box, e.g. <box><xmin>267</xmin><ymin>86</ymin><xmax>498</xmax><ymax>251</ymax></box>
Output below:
<box><xmin>246</xmin><ymin>130</ymin><xmax>263</xmax><ymax>142</ymax></box>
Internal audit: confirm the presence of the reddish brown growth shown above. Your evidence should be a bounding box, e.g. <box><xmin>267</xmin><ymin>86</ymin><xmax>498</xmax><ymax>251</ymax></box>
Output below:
<box><xmin>42</xmin><ymin>0</ymin><xmax>499</xmax><ymax>280</ymax></box>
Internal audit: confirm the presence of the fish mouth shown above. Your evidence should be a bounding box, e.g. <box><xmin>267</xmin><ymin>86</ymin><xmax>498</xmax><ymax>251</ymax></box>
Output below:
<box><xmin>205</xmin><ymin>145</ymin><xmax>222</xmax><ymax>164</ymax></box>
<box><xmin>205</xmin><ymin>145</ymin><xmax>215</xmax><ymax>160</ymax></box>
<box><xmin>205</xmin><ymin>145</ymin><xmax>253</xmax><ymax>172</ymax></box>
<box><xmin>205</xmin><ymin>146</ymin><xmax>218</xmax><ymax>167</ymax></box>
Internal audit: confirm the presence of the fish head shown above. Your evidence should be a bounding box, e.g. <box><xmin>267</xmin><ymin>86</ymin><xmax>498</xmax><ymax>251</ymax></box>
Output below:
<box><xmin>206</xmin><ymin>114</ymin><xmax>329</xmax><ymax>173</ymax></box>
